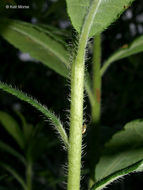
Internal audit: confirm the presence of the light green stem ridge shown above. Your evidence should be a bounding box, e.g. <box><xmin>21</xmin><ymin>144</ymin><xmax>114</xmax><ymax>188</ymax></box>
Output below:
<box><xmin>68</xmin><ymin>1</ymin><xmax>101</xmax><ymax>190</ymax></box>
<box><xmin>0</xmin><ymin>82</ymin><xmax>68</xmax><ymax>148</ymax></box>
<box><xmin>26</xmin><ymin>162</ymin><xmax>32</xmax><ymax>190</ymax></box>
<box><xmin>92</xmin><ymin>34</ymin><xmax>101</xmax><ymax>123</ymax></box>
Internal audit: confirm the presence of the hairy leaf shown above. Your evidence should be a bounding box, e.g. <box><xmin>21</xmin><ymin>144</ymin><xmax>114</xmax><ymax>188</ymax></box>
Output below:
<box><xmin>0</xmin><ymin>82</ymin><xmax>69</xmax><ymax>148</ymax></box>
<box><xmin>36</xmin><ymin>24</ymin><xmax>69</xmax><ymax>46</ymax></box>
<box><xmin>91</xmin><ymin>159</ymin><xmax>143</xmax><ymax>190</ymax></box>
<box><xmin>0</xmin><ymin>18</ymin><xmax>69</xmax><ymax>77</ymax></box>
<box><xmin>94</xmin><ymin>120</ymin><xmax>143</xmax><ymax>189</ymax></box>
<box><xmin>0</xmin><ymin>18</ymin><xmax>94</xmax><ymax>108</ymax></box>
<box><xmin>101</xmin><ymin>35</ymin><xmax>143</xmax><ymax>75</ymax></box>
<box><xmin>66</xmin><ymin>0</ymin><xmax>134</xmax><ymax>37</ymax></box>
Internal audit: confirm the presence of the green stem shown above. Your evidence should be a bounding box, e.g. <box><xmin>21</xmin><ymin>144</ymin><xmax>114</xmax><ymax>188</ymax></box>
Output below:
<box><xmin>67</xmin><ymin>30</ymin><xmax>87</xmax><ymax>190</ymax></box>
<box><xmin>92</xmin><ymin>34</ymin><xmax>101</xmax><ymax>123</ymax></box>
<box><xmin>67</xmin><ymin>1</ymin><xmax>101</xmax><ymax>190</ymax></box>
<box><xmin>67</xmin><ymin>52</ymin><xmax>84</xmax><ymax>190</ymax></box>
<box><xmin>68</xmin><ymin>0</ymin><xmax>100</xmax><ymax>190</ymax></box>
<box><xmin>88</xmin><ymin>34</ymin><xmax>102</xmax><ymax>188</ymax></box>
<box><xmin>26</xmin><ymin>161</ymin><xmax>32</xmax><ymax>190</ymax></box>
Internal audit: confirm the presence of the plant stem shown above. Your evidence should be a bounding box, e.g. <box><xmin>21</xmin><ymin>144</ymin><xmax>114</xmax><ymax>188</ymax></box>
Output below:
<box><xmin>67</xmin><ymin>35</ymin><xmax>86</xmax><ymax>190</ymax></box>
<box><xmin>88</xmin><ymin>34</ymin><xmax>102</xmax><ymax>188</ymax></box>
<box><xmin>67</xmin><ymin>13</ymin><xmax>87</xmax><ymax>190</ymax></box>
<box><xmin>67</xmin><ymin>1</ymin><xmax>101</xmax><ymax>190</ymax></box>
<box><xmin>92</xmin><ymin>34</ymin><xmax>101</xmax><ymax>123</ymax></box>
<box><xmin>26</xmin><ymin>161</ymin><xmax>32</xmax><ymax>190</ymax></box>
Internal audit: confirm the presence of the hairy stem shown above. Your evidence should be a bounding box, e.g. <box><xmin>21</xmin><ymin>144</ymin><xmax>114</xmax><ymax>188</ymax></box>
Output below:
<box><xmin>68</xmin><ymin>1</ymin><xmax>101</xmax><ymax>190</ymax></box>
<box><xmin>67</xmin><ymin>29</ymin><xmax>87</xmax><ymax>190</ymax></box>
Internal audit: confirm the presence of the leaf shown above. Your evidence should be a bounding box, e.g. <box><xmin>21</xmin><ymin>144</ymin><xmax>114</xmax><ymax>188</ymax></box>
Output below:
<box><xmin>16</xmin><ymin>112</ymin><xmax>34</xmax><ymax>142</ymax></box>
<box><xmin>0</xmin><ymin>82</ymin><xmax>69</xmax><ymax>149</ymax></box>
<box><xmin>0</xmin><ymin>18</ymin><xmax>69</xmax><ymax>77</ymax></box>
<box><xmin>93</xmin><ymin>120</ymin><xmax>143</xmax><ymax>189</ymax></box>
<box><xmin>30</xmin><ymin>24</ymin><xmax>68</xmax><ymax>47</ymax></box>
<box><xmin>0</xmin><ymin>141</ymin><xmax>26</xmax><ymax>164</ymax></box>
<box><xmin>0</xmin><ymin>18</ymin><xmax>94</xmax><ymax>108</ymax></box>
<box><xmin>66</xmin><ymin>0</ymin><xmax>134</xmax><ymax>37</ymax></box>
<box><xmin>101</xmin><ymin>35</ymin><xmax>143</xmax><ymax>75</ymax></box>
<box><xmin>0</xmin><ymin>111</ymin><xmax>25</xmax><ymax>149</ymax></box>
<box><xmin>90</xmin><ymin>159</ymin><xmax>143</xmax><ymax>190</ymax></box>
<box><xmin>0</xmin><ymin>162</ymin><xmax>27</xmax><ymax>190</ymax></box>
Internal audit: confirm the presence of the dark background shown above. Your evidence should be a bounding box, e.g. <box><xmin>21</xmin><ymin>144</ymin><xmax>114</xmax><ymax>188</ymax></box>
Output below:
<box><xmin>0</xmin><ymin>0</ymin><xmax>143</xmax><ymax>189</ymax></box>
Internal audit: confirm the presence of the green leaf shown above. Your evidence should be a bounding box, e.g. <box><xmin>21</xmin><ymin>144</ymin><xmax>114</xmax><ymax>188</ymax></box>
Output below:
<box><xmin>0</xmin><ymin>141</ymin><xmax>26</xmax><ymax>164</ymax></box>
<box><xmin>66</xmin><ymin>0</ymin><xmax>134</xmax><ymax>37</ymax></box>
<box><xmin>93</xmin><ymin>120</ymin><xmax>143</xmax><ymax>189</ymax></box>
<box><xmin>0</xmin><ymin>18</ymin><xmax>94</xmax><ymax>108</ymax></box>
<box><xmin>0</xmin><ymin>82</ymin><xmax>69</xmax><ymax>149</ymax></box>
<box><xmin>30</xmin><ymin>24</ymin><xmax>68</xmax><ymax>47</ymax></box>
<box><xmin>0</xmin><ymin>111</ymin><xmax>25</xmax><ymax>149</ymax></box>
<box><xmin>90</xmin><ymin>159</ymin><xmax>143</xmax><ymax>190</ymax></box>
<box><xmin>0</xmin><ymin>18</ymin><xmax>69</xmax><ymax>77</ymax></box>
<box><xmin>0</xmin><ymin>162</ymin><xmax>27</xmax><ymax>190</ymax></box>
<box><xmin>16</xmin><ymin>112</ymin><xmax>34</xmax><ymax>142</ymax></box>
<box><xmin>101</xmin><ymin>35</ymin><xmax>143</xmax><ymax>75</ymax></box>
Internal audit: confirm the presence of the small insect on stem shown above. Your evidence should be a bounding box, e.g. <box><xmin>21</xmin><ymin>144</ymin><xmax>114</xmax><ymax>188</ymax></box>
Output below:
<box><xmin>124</xmin><ymin>5</ymin><xmax>130</xmax><ymax>9</ymax></box>
<box><xmin>82</xmin><ymin>124</ymin><xmax>87</xmax><ymax>134</ymax></box>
